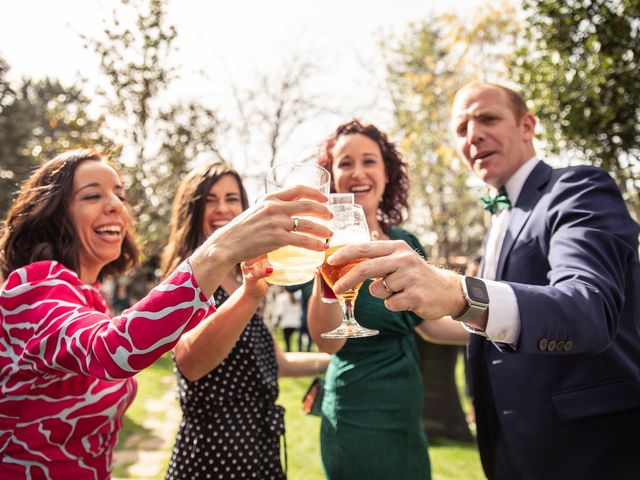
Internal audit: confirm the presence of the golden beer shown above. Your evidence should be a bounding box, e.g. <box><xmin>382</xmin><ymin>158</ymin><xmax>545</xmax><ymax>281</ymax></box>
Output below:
<box><xmin>267</xmin><ymin>245</ymin><xmax>324</xmax><ymax>285</ymax></box>
<box><xmin>319</xmin><ymin>245</ymin><xmax>367</xmax><ymax>302</ymax></box>
<box><xmin>264</xmin><ymin>162</ymin><xmax>331</xmax><ymax>286</ymax></box>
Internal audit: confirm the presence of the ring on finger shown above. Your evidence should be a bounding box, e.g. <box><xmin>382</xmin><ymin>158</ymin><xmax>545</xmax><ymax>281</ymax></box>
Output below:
<box><xmin>382</xmin><ymin>277</ymin><xmax>396</xmax><ymax>295</ymax></box>
<box><xmin>292</xmin><ymin>217</ymin><xmax>300</xmax><ymax>232</ymax></box>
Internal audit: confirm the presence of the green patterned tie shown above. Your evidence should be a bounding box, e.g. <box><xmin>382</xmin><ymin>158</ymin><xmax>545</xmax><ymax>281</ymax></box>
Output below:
<box><xmin>480</xmin><ymin>187</ymin><xmax>511</xmax><ymax>215</ymax></box>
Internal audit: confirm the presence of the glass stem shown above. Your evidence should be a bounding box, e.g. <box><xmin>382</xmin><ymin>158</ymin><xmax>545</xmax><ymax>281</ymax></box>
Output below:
<box><xmin>339</xmin><ymin>296</ymin><xmax>358</xmax><ymax>327</ymax></box>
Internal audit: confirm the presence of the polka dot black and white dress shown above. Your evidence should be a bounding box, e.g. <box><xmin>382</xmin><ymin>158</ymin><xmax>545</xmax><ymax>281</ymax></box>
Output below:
<box><xmin>165</xmin><ymin>287</ymin><xmax>285</xmax><ymax>480</ymax></box>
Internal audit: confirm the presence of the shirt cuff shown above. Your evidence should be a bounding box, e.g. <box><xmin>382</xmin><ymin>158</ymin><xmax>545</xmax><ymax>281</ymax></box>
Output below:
<box><xmin>484</xmin><ymin>279</ymin><xmax>520</xmax><ymax>345</ymax></box>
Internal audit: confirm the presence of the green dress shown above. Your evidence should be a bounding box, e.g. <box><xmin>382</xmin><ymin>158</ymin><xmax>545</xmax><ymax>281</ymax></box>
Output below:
<box><xmin>320</xmin><ymin>227</ymin><xmax>431</xmax><ymax>480</ymax></box>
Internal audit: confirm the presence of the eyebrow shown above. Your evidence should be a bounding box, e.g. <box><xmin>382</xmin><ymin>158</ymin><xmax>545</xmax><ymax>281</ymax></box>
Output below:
<box><xmin>206</xmin><ymin>192</ymin><xmax>240</xmax><ymax>198</ymax></box>
<box><xmin>73</xmin><ymin>182</ymin><xmax>124</xmax><ymax>196</ymax></box>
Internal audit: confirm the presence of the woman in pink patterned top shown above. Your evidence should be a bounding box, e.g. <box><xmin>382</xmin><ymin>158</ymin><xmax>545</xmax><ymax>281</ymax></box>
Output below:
<box><xmin>0</xmin><ymin>149</ymin><xmax>331</xmax><ymax>479</ymax></box>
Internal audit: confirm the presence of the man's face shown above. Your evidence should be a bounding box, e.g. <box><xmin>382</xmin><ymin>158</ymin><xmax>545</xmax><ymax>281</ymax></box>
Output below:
<box><xmin>451</xmin><ymin>85</ymin><xmax>536</xmax><ymax>188</ymax></box>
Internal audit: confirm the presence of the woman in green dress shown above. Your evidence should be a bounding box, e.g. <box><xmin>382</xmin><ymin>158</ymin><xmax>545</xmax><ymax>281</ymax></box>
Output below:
<box><xmin>307</xmin><ymin>120</ymin><xmax>468</xmax><ymax>480</ymax></box>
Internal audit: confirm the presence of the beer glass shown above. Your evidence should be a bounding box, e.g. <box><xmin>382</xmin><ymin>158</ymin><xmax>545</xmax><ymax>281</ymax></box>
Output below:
<box><xmin>320</xmin><ymin>203</ymin><xmax>379</xmax><ymax>338</ymax></box>
<box><xmin>320</xmin><ymin>193</ymin><xmax>355</xmax><ymax>303</ymax></box>
<box><xmin>265</xmin><ymin>162</ymin><xmax>331</xmax><ymax>286</ymax></box>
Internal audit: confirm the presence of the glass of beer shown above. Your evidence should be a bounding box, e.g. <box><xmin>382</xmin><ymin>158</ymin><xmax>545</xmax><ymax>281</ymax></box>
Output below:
<box><xmin>320</xmin><ymin>193</ymin><xmax>355</xmax><ymax>303</ymax></box>
<box><xmin>320</xmin><ymin>203</ymin><xmax>379</xmax><ymax>338</ymax></box>
<box><xmin>264</xmin><ymin>162</ymin><xmax>331</xmax><ymax>286</ymax></box>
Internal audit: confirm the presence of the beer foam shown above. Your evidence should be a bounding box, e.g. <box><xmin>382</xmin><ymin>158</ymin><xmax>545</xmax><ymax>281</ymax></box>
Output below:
<box><xmin>330</xmin><ymin>228</ymin><xmax>370</xmax><ymax>246</ymax></box>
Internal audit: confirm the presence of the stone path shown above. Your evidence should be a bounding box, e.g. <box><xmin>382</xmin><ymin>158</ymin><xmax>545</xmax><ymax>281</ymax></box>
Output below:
<box><xmin>113</xmin><ymin>379</ymin><xmax>181</xmax><ymax>480</ymax></box>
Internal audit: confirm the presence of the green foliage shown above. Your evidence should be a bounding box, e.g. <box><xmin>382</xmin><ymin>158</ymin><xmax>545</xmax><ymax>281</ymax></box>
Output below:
<box><xmin>510</xmin><ymin>0</ymin><xmax>640</xmax><ymax>218</ymax></box>
<box><xmin>0</xmin><ymin>58</ymin><xmax>111</xmax><ymax>217</ymax></box>
<box><xmin>81</xmin><ymin>0</ymin><xmax>228</xmax><ymax>262</ymax></box>
<box><xmin>380</xmin><ymin>3</ymin><xmax>518</xmax><ymax>260</ymax></box>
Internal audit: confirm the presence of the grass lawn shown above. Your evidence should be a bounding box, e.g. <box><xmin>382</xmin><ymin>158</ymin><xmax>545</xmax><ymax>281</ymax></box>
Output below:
<box><xmin>114</xmin><ymin>331</ymin><xmax>485</xmax><ymax>479</ymax></box>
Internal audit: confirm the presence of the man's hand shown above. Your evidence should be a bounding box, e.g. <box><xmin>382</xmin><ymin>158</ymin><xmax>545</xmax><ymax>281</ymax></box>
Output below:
<box><xmin>328</xmin><ymin>240</ymin><xmax>466</xmax><ymax>321</ymax></box>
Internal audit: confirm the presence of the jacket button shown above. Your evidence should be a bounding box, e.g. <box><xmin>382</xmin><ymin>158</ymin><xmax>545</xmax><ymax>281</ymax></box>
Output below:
<box><xmin>564</xmin><ymin>340</ymin><xmax>573</xmax><ymax>352</ymax></box>
<box><xmin>538</xmin><ymin>338</ymin><xmax>548</xmax><ymax>351</ymax></box>
<box><xmin>555</xmin><ymin>341</ymin><xmax>565</xmax><ymax>352</ymax></box>
<box><xmin>547</xmin><ymin>340</ymin><xmax>556</xmax><ymax>351</ymax></box>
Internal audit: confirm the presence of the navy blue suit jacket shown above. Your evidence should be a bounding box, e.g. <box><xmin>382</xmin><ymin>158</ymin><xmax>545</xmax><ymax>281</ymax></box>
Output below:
<box><xmin>471</xmin><ymin>161</ymin><xmax>640</xmax><ymax>479</ymax></box>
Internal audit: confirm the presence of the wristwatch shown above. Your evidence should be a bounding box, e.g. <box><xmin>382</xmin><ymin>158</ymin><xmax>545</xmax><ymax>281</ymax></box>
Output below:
<box><xmin>452</xmin><ymin>276</ymin><xmax>489</xmax><ymax>323</ymax></box>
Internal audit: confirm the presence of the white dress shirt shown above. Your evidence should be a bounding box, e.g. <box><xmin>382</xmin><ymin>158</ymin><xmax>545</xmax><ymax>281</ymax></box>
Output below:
<box><xmin>480</xmin><ymin>156</ymin><xmax>540</xmax><ymax>346</ymax></box>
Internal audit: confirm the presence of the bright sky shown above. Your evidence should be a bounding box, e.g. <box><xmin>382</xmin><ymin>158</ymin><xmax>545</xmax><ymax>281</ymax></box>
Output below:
<box><xmin>0</xmin><ymin>0</ymin><xmax>485</xmax><ymax>175</ymax></box>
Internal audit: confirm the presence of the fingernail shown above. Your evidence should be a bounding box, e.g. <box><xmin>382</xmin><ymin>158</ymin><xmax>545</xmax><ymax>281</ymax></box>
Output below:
<box><xmin>266</xmin><ymin>267</ymin><xmax>274</xmax><ymax>274</ymax></box>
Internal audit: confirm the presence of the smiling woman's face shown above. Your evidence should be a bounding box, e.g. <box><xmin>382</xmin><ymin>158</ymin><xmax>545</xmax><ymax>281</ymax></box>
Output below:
<box><xmin>331</xmin><ymin>133</ymin><xmax>388</xmax><ymax>217</ymax></box>
<box><xmin>67</xmin><ymin>160</ymin><xmax>129</xmax><ymax>284</ymax></box>
<box><xmin>201</xmin><ymin>174</ymin><xmax>244</xmax><ymax>239</ymax></box>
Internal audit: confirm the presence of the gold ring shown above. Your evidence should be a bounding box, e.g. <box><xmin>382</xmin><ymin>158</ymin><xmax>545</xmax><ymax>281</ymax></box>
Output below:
<box><xmin>382</xmin><ymin>277</ymin><xmax>395</xmax><ymax>295</ymax></box>
<box><xmin>292</xmin><ymin>217</ymin><xmax>300</xmax><ymax>232</ymax></box>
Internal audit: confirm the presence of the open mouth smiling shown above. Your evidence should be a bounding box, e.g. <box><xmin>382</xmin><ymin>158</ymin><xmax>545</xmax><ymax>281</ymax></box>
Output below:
<box><xmin>349</xmin><ymin>185</ymin><xmax>372</xmax><ymax>194</ymax></box>
<box><xmin>94</xmin><ymin>224</ymin><xmax>123</xmax><ymax>240</ymax></box>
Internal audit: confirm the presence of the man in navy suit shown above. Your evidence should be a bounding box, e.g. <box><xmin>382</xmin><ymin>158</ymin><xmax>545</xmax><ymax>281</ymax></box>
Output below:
<box><xmin>327</xmin><ymin>82</ymin><xmax>640</xmax><ymax>479</ymax></box>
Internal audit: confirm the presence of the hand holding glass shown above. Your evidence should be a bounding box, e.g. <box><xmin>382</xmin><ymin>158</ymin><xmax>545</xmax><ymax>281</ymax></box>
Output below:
<box><xmin>320</xmin><ymin>203</ymin><xmax>378</xmax><ymax>338</ymax></box>
<box><xmin>264</xmin><ymin>162</ymin><xmax>331</xmax><ymax>286</ymax></box>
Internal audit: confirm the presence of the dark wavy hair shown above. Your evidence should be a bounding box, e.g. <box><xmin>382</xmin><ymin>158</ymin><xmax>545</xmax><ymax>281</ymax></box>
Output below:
<box><xmin>160</xmin><ymin>162</ymin><xmax>249</xmax><ymax>279</ymax></box>
<box><xmin>317</xmin><ymin>119</ymin><xmax>410</xmax><ymax>233</ymax></box>
<box><xmin>0</xmin><ymin>149</ymin><xmax>139</xmax><ymax>281</ymax></box>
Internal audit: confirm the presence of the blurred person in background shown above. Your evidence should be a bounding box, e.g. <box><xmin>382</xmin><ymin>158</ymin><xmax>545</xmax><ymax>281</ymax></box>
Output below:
<box><xmin>274</xmin><ymin>289</ymin><xmax>302</xmax><ymax>352</ymax></box>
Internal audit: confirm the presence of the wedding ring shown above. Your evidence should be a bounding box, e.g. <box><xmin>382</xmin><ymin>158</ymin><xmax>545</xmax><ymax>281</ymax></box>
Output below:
<box><xmin>292</xmin><ymin>217</ymin><xmax>300</xmax><ymax>232</ymax></box>
<box><xmin>382</xmin><ymin>277</ymin><xmax>396</xmax><ymax>295</ymax></box>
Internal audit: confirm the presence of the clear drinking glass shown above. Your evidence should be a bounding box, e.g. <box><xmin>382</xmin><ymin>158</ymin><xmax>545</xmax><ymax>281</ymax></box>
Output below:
<box><xmin>320</xmin><ymin>203</ymin><xmax>379</xmax><ymax>338</ymax></box>
<box><xmin>327</xmin><ymin>192</ymin><xmax>354</xmax><ymax>205</ymax></box>
<box><xmin>320</xmin><ymin>193</ymin><xmax>355</xmax><ymax>303</ymax></box>
<box><xmin>264</xmin><ymin>162</ymin><xmax>331</xmax><ymax>286</ymax></box>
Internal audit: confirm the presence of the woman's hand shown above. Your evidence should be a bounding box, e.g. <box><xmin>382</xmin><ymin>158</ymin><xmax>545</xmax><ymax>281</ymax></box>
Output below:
<box><xmin>328</xmin><ymin>240</ymin><xmax>466</xmax><ymax>321</ymax></box>
<box><xmin>190</xmin><ymin>185</ymin><xmax>332</xmax><ymax>300</ymax></box>
<box><xmin>209</xmin><ymin>185</ymin><xmax>333</xmax><ymax>265</ymax></box>
<box><xmin>240</xmin><ymin>256</ymin><xmax>272</xmax><ymax>300</ymax></box>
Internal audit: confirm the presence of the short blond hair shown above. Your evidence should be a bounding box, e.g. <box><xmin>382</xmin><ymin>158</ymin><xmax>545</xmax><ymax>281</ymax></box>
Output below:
<box><xmin>457</xmin><ymin>82</ymin><xmax>529</xmax><ymax>123</ymax></box>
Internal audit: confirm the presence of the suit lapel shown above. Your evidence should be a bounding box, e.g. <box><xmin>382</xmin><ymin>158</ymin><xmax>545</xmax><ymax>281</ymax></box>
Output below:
<box><xmin>495</xmin><ymin>161</ymin><xmax>552</xmax><ymax>280</ymax></box>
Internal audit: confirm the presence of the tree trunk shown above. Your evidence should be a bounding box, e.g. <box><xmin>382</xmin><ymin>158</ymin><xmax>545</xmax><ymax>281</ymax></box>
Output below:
<box><xmin>416</xmin><ymin>336</ymin><xmax>474</xmax><ymax>443</ymax></box>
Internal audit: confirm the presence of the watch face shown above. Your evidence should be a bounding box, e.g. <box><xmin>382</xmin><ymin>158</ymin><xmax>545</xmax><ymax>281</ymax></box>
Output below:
<box><xmin>465</xmin><ymin>277</ymin><xmax>489</xmax><ymax>303</ymax></box>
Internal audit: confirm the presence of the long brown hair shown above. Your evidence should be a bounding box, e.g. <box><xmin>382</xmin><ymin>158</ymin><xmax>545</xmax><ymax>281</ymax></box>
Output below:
<box><xmin>0</xmin><ymin>149</ymin><xmax>139</xmax><ymax>281</ymax></box>
<box><xmin>160</xmin><ymin>162</ymin><xmax>249</xmax><ymax>279</ymax></box>
<box><xmin>317</xmin><ymin>119</ymin><xmax>410</xmax><ymax>233</ymax></box>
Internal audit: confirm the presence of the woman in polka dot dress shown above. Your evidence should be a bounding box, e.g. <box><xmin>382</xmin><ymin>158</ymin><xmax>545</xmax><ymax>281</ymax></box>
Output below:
<box><xmin>161</xmin><ymin>163</ymin><xmax>330</xmax><ymax>479</ymax></box>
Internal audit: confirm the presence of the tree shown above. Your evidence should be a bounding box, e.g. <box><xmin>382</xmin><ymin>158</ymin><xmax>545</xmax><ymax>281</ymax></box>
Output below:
<box><xmin>0</xmin><ymin>57</ymin><xmax>110</xmax><ymax>217</ymax></box>
<box><xmin>380</xmin><ymin>0</ymin><xmax>519</xmax><ymax>262</ymax></box>
<box><xmin>82</xmin><ymin>0</ymin><xmax>329</xmax><ymax>269</ymax></box>
<box><xmin>229</xmin><ymin>51</ymin><xmax>336</xmax><ymax>188</ymax></box>
<box><xmin>379</xmin><ymin>2</ymin><xmax>518</xmax><ymax>443</ymax></box>
<box><xmin>510</xmin><ymin>0</ymin><xmax>640</xmax><ymax>219</ymax></box>
<box><xmin>81</xmin><ymin>0</ymin><xmax>229</xmax><ymax>270</ymax></box>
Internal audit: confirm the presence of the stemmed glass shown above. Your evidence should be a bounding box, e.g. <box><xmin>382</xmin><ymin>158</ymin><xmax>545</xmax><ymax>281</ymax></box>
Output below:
<box><xmin>319</xmin><ymin>194</ymin><xmax>354</xmax><ymax>304</ymax></box>
<box><xmin>320</xmin><ymin>203</ymin><xmax>379</xmax><ymax>338</ymax></box>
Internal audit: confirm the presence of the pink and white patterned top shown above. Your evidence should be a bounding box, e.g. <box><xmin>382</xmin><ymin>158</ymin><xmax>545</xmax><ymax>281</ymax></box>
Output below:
<box><xmin>0</xmin><ymin>260</ymin><xmax>214</xmax><ymax>479</ymax></box>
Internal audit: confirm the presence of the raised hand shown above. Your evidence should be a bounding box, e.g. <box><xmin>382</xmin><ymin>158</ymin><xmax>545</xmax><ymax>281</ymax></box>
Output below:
<box><xmin>240</xmin><ymin>256</ymin><xmax>272</xmax><ymax>300</ymax></box>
